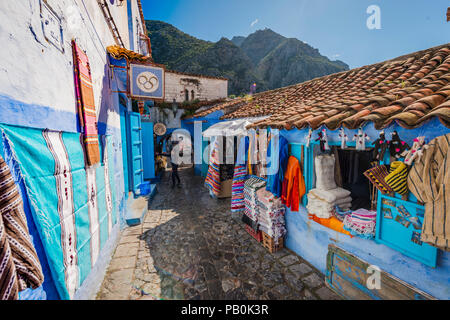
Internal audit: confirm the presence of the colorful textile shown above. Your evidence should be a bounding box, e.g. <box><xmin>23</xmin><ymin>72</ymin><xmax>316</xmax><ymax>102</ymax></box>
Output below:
<box><xmin>363</xmin><ymin>165</ymin><xmax>393</xmax><ymax>194</ymax></box>
<box><xmin>266</xmin><ymin>133</ymin><xmax>289</xmax><ymax>197</ymax></box>
<box><xmin>72</xmin><ymin>40</ymin><xmax>100</xmax><ymax>166</ymax></box>
<box><xmin>0</xmin><ymin>155</ymin><xmax>44</xmax><ymax>300</ymax></box>
<box><xmin>243</xmin><ymin>177</ymin><xmax>266</xmax><ymax>221</ymax></box>
<box><xmin>407</xmin><ymin>133</ymin><xmax>450</xmax><ymax>251</ymax></box>
<box><xmin>205</xmin><ymin>138</ymin><xmax>221</xmax><ymax>196</ymax></box>
<box><xmin>308</xmin><ymin>214</ymin><xmax>352</xmax><ymax>236</ymax></box>
<box><xmin>231</xmin><ymin>165</ymin><xmax>247</xmax><ymax>212</ymax></box>
<box><xmin>231</xmin><ymin>136</ymin><xmax>248</xmax><ymax>212</ymax></box>
<box><xmin>0</xmin><ymin>125</ymin><xmax>118</xmax><ymax>299</ymax></box>
<box><xmin>343</xmin><ymin>209</ymin><xmax>377</xmax><ymax>239</ymax></box>
<box><xmin>384</xmin><ymin>161</ymin><xmax>409</xmax><ymax>195</ymax></box>
<box><xmin>281</xmin><ymin>156</ymin><xmax>305</xmax><ymax>212</ymax></box>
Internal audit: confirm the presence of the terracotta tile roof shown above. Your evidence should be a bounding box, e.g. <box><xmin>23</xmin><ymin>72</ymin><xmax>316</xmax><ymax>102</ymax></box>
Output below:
<box><xmin>107</xmin><ymin>45</ymin><xmax>154</xmax><ymax>63</ymax></box>
<box><xmin>193</xmin><ymin>44</ymin><xmax>450</xmax><ymax>130</ymax></box>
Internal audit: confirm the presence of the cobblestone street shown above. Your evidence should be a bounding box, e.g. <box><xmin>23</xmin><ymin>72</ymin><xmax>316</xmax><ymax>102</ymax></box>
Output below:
<box><xmin>97</xmin><ymin>167</ymin><xmax>340</xmax><ymax>300</ymax></box>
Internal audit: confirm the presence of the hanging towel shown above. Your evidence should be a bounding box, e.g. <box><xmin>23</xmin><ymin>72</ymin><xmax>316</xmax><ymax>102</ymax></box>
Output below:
<box><xmin>266</xmin><ymin>133</ymin><xmax>289</xmax><ymax>197</ymax></box>
<box><xmin>281</xmin><ymin>156</ymin><xmax>306</xmax><ymax>212</ymax></box>
<box><xmin>407</xmin><ymin>134</ymin><xmax>450</xmax><ymax>251</ymax></box>
<box><xmin>72</xmin><ymin>40</ymin><xmax>100</xmax><ymax>166</ymax></box>
<box><xmin>205</xmin><ymin>138</ymin><xmax>221</xmax><ymax>196</ymax></box>
<box><xmin>384</xmin><ymin>161</ymin><xmax>409</xmax><ymax>195</ymax></box>
<box><xmin>0</xmin><ymin>155</ymin><xmax>44</xmax><ymax>300</ymax></box>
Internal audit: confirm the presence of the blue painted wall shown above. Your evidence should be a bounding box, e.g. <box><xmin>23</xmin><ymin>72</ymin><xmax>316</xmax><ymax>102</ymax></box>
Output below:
<box><xmin>281</xmin><ymin>118</ymin><xmax>450</xmax><ymax>299</ymax></box>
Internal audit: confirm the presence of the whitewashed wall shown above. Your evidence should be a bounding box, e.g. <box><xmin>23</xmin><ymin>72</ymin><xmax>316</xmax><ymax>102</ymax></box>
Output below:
<box><xmin>0</xmin><ymin>0</ymin><xmax>136</xmax><ymax>130</ymax></box>
<box><xmin>164</xmin><ymin>71</ymin><xmax>228</xmax><ymax>103</ymax></box>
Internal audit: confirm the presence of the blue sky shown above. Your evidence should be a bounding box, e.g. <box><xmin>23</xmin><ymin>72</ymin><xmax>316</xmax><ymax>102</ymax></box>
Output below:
<box><xmin>141</xmin><ymin>0</ymin><xmax>450</xmax><ymax>69</ymax></box>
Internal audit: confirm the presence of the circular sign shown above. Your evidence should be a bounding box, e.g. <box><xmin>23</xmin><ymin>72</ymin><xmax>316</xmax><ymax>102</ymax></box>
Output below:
<box><xmin>154</xmin><ymin>123</ymin><xmax>167</xmax><ymax>136</ymax></box>
<box><xmin>136</xmin><ymin>71</ymin><xmax>159</xmax><ymax>93</ymax></box>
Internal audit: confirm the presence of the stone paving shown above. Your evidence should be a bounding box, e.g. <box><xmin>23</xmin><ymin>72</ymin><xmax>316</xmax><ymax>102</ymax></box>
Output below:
<box><xmin>97</xmin><ymin>167</ymin><xmax>340</xmax><ymax>300</ymax></box>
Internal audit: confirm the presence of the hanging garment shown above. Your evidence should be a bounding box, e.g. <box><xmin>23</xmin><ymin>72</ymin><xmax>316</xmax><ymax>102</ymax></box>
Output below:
<box><xmin>372</xmin><ymin>131</ymin><xmax>389</xmax><ymax>161</ymax></box>
<box><xmin>266</xmin><ymin>134</ymin><xmax>289</xmax><ymax>197</ymax></box>
<box><xmin>353</xmin><ymin>128</ymin><xmax>370</xmax><ymax>151</ymax></box>
<box><xmin>339</xmin><ymin>128</ymin><xmax>349</xmax><ymax>149</ymax></box>
<box><xmin>205</xmin><ymin>138</ymin><xmax>221</xmax><ymax>196</ymax></box>
<box><xmin>0</xmin><ymin>155</ymin><xmax>44</xmax><ymax>300</ymax></box>
<box><xmin>407</xmin><ymin>134</ymin><xmax>450</xmax><ymax>251</ymax></box>
<box><xmin>403</xmin><ymin>136</ymin><xmax>427</xmax><ymax>166</ymax></box>
<box><xmin>388</xmin><ymin>131</ymin><xmax>410</xmax><ymax>160</ymax></box>
<box><xmin>281</xmin><ymin>156</ymin><xmax>306</xmax><ymax>212</ymax></box>
<box><xmin>384</xmin><ymin>161</ymin><xmax>409</xmax><ymax>195</ymax></box>
<box><xmin>231</xmin><ymin>137</ymin><xmax>248</xmax><ymax>212</ymax></box>
<box><xmin>72</xmin><ymin>40</ymin><xmax>100</xmax><ymax>166</ymax></box>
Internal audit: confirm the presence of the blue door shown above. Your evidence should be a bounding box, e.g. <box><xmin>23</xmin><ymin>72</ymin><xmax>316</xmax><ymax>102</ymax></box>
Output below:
<box><xmin>127</xmin><ymin>112</ymin><xmax>144</xmax><ymax>196</ymax></box>
<box><xmin>142</xmin><ymin>121</ymin><xmax>155</xmax><ymax>180</ymax></box>
<box><xmin>119</xmin><ymin>105</ymin><xmax>129</xmax><ymax>196</ymax></box>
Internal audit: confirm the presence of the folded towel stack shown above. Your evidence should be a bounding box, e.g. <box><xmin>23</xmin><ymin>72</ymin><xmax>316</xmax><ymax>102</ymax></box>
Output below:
<box><xmin>243</xmin><ymin>177</ymin><xmax>266</xmax><ymax>223</ymax></box>
<box><xmin>306</xmin><ymin>154</ymin><xmax>352</xmax><ymax>219</ymax></box>
<box><xmin>307</xmin><ymin>188</ymin><xmax>352</xmax><ymax>219</ymax></box>
<box><xmin>256</xmin><ymin>188</ymin><xmax>286</xmax><ymax>241</ymax></box>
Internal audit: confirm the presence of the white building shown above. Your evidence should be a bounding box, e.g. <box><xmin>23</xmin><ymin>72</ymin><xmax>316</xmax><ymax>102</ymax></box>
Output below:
<box><xmin>164</xmin><ymin>70</ymin><xmax>228</xmax><ymax>103</ymax></box>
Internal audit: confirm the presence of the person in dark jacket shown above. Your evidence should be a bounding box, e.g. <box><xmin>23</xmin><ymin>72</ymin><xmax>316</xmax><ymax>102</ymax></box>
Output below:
<box><xmin>159</xmin><ymin>134</ymin><xmax>182</xmax><ymax>188</ymax></box>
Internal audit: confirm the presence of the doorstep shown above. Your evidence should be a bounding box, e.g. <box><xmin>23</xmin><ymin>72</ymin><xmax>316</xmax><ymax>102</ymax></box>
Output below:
<box><xmin>125</xmin><ymin>184</ymin><xmax>157</xmax><ymax>226</ymax></box>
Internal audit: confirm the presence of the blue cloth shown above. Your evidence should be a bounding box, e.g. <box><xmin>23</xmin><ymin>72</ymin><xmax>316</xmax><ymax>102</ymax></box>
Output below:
<box><xmin>0</xmin><ymin>124</ymin><xmax>118</xmax><ymax>299</ymax></box>
<box><xmin>266</xmin><ymin>132</ymin><xmax>289</xmax><ymax>197</ymax></box>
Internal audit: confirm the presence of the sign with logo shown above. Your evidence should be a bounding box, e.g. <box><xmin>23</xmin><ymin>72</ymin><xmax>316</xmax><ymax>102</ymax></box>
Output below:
<box><xmin>130</xmin><ymin>64</ymin><xmax>164</xmax><ymax>99</ymax></box>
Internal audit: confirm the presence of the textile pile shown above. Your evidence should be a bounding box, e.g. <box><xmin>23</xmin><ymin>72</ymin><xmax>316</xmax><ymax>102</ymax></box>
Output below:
<box><xmin>306</xmin><ymin>154</ymin><xmax>352</xmax><ymax>219</ymax></box>
<box><xmin>0</xmin><ymin>155</ymin><xmax>44</xmax><ymax>300</ymax></box>
<box><xmin>256</xmin><ymin>188</ymin><xmax>286</xmax><ymax>241</ymax></box>
<box><xmin>343</xmin><ymin>209</ymin><xmax>377</xmax><ymax>239</ymax></box>
<box><xmin>231</xmin><ymin>165</ymin><xmax>247</xmax><ymax>212</ymax></box>
<box><xmin>243</xmin><ymin>177</ymin><xmax>266</xmax><ymax>225</ymax></box>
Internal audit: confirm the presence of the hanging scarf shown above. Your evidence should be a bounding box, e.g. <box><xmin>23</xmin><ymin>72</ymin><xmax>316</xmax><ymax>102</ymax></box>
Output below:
<box><xmin>0</xmin><ymin>155</ymin><xmax>44</xmax><ymax>300</ymax></box>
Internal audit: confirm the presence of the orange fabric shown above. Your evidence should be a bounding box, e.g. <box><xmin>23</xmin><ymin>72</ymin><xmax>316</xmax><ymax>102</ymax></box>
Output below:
<box><xmin>308</xmin><ymin>214</ymin><xmax>352</xmax><ymax>236</ymax></box>
<box><xmin>281</xmin><ymin>156</ymin><xmax>306</xmax><ymax>212</ymax></box>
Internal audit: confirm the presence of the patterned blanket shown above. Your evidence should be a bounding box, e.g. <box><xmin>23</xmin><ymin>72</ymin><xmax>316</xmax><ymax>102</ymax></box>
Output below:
<box><xmin>0</xmin><ymin>125</ymin><xmax>117</xmax><ymax>299</ymax></box>
<box><xmin>0</xmin><ymin>155</ymin><xmax>44</xmax><ymax>300</ymax></box>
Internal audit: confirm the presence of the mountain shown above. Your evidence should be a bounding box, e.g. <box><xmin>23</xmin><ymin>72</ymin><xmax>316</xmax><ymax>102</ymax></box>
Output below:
<box><xmin>146</xmin><ymin>20</ymin><xmax>349</xmax><ymax>96</ymax></box>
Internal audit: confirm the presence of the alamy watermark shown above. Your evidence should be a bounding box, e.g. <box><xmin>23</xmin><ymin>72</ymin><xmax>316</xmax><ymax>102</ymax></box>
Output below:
<box><xmin>367</xmin><ymin>5</ymin><xmax>381</xmax><ymax>30</ymax></box>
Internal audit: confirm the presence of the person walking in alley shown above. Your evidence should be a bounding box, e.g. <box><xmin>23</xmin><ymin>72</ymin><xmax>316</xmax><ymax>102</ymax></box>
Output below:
<box><xmin>159</xmin><ymin>133</ymin><xmax>183</xmax><ymax>188</ymax></box>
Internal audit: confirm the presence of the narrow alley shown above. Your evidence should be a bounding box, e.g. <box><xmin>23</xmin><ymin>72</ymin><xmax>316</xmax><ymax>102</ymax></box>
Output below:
<box><xmin>97</xmin><ymin>167</ymin><xmax>340</xmax><ymax>300</ymax></box>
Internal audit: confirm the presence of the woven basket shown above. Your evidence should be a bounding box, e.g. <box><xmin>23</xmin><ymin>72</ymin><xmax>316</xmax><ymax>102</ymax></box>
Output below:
<box><xmin>261</xmin><ymin>231</ymin><xmax>284</xmax><ymax>253</ymax></box>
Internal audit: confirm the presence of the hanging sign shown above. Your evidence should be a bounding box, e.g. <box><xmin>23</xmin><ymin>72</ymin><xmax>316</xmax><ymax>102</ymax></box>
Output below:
<box><xmin>130</xmin><ymin>64</ymin><xmax>165</xmax><ymax>99</ymax></box>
